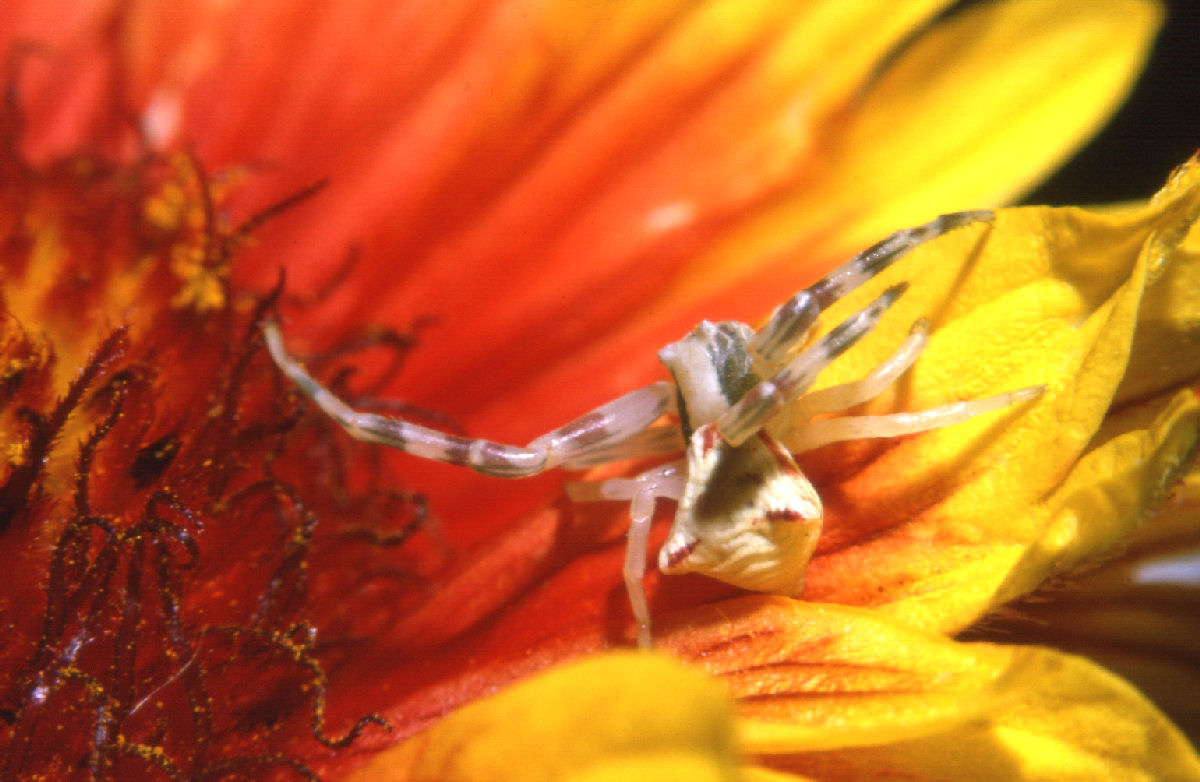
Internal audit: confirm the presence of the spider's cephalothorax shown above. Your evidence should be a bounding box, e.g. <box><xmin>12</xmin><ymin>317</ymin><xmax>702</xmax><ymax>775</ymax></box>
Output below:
<box><xmin>263</xmin><ymin>210</ymin><xmax>1042</xmax><ymax>649</ymax></box>
<box><xmin>659</xmin><ymin>320</ymin><xmax>761</xmax><ymax>437</ymax></box>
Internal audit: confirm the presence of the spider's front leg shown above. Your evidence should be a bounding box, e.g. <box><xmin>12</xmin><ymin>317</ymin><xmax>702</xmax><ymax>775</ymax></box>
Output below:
<box><xmin>718</xmin><ymin>285</ymin><xmax>1043</xmax><ymax>453</ymax></box>
<box><xmin>717</xmin><ymin>283</ymin><xmax>910</xmax><ymax>446</ymax></box>
<box><xmin>261</xmin><ymin>321</ymin><xmax>676</xmax><ymax>477</ymax></box>
<box><xmin>717</xmin><ymin>210</ymin><xmax>996</xmax><ymax>446</ymax></box>
<box><xmin>750</xmin><ymin>209</ymin><xmax>993</xmax><ymax>362</ymax></box>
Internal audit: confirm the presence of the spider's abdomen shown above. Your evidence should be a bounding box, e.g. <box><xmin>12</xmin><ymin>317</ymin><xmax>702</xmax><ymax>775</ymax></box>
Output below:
<box><xmin>659</xmin><ymin>423</ymin><xmax>822</xmax><ymax>596</ymax></box>
<box><xmin>658</xmin><ymin>320</ymin><xmax>761</xmax><ymax>436</ymax></box>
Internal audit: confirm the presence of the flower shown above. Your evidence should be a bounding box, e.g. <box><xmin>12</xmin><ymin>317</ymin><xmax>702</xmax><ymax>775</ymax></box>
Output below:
<box><xmin>350</xmin><ymin>158</ymin><xmax>1200</xmax><ymax>781</ymax></box>
<box><xmin>2</xmin><ymin>1</ymin><xmax>1194</xmax><ymax>780</ymax></box>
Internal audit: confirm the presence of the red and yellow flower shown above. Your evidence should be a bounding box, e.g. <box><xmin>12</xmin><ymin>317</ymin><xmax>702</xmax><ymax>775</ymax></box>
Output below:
<box><xmin>1</xmin><ymin>1</ymin><xmax>1197</xmax><ymax>780</ymax></box>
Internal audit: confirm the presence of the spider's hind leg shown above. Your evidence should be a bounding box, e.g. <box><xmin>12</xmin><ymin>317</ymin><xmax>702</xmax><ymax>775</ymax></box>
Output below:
<box><xmin>567</xmin><ymin>461</ymin><xmax>686</xmax><ymax>649</ymax></box>
<box><xmin>789</xmin><ymin>385</ymin><xmax>1044</xmax><ymax>454</ymax></box>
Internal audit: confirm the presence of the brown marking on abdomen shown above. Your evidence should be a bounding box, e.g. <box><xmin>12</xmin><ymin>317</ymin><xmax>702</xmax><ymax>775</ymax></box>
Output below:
<box><xmin>663</xmin><ymin>538</ymin><xmax>699</xmax><ymax>569</ymax></box>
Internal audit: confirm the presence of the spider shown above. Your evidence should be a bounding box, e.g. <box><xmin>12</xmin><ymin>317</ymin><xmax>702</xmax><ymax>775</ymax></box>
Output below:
<box><xmin>262</xmin><ymin>209</ymin><xmax>1042</xmax><ymax>648</ymax></box>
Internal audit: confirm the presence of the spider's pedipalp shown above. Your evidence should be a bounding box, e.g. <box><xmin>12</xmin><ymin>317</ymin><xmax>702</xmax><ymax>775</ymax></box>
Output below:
<box><xmin>751</xmin><ymin>209</ymin><xmax>992</xmax><ymax>362</ymax></box>
<box><xmin>717</xmin><ymin>282</ymin><xmax>908</xmax><ymax>447</ymax></box>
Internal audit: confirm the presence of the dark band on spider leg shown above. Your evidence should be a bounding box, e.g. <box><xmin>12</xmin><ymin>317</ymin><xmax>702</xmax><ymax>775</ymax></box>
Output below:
<box><xmin>774</xmin><ymin>282</ymin><xmax>906</xmax><ymax>397</ymax></box>
<box><xmin>352</xmin><ymin>418</ymin><xmax>547</xmax><ymax>477</ymax></box>
<box><xmin>439</xmin><ymin>433</ymin><xmax>473</xmax><ymax>465</ymax></box>
<box><xmin>352</xmin><ymin>416</ymin><xmax>419</xmax><ymax>451</ymax></box>
<box><xmin>532</xmin><ymin>382</ymin><xmax>674</xmax><ymax>462</ymax></box>
<box><xmin>817</xmin><ymin>282</ymin><xmax>907</xmax><ymax>359</ymax></box>
<box><xmin>808</xmin><ymin>210</ymin><xmax>993</xmax><ymax>308</ymax></box>
<box><xmin>546</xmin><ymin>412</ymin><xmax>647</xmax><ymax>464</ymax></box>
<box><xmin>749</xmin><ymin>210</ymin><xmax>984</xmax><ymax>360</ymax></box>
<box><xmin>753</xmin><ymin>291</ymin><xmax>820</xmax><ymax>359</ymax></box>
<box><xmin>719</xmin><ymin>379</ymin><xmax>784</xmax><ymax>432</ymax></box>
<box><xmin>542</xmin><ymin>411</ymin><xmax>620</xmax><ymax>452</ymax></box>
<box><xmin>467</xmin><ymin>440</ymin><xmax>548</xmax><ymax>477</ymax></box>
<box><xmin>716</xmin><ymin>283</ymin><xmax>908</xmax><ymax>446</ymax></box>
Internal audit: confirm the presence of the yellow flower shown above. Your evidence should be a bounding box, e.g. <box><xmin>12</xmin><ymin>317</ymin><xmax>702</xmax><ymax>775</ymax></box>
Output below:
<box><xmin>2</xmin><ymin>1</ymin><xmax>1193</xmax><ymax>780</ymax></box>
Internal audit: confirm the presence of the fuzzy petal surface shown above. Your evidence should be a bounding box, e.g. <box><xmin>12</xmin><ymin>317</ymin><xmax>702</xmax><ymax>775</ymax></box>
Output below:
<box><xmin>692</xmin><ymin>600</ymin><xmax>1200</xmax><ymax>781</ymax></box>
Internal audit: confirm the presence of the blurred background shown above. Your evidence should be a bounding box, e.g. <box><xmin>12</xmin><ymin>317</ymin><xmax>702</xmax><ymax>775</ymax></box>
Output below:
<box><xmin>1026</xmin><ymin>0</ymin><xmax>1200</xmax><ymax>205</ymax></box>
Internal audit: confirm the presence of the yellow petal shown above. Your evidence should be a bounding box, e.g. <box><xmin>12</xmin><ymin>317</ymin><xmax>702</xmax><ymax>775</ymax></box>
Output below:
<box><xmin>800</xmin><ymin>0</ymin><xmax>1164</xmax><ymax>254</ymax></box>
<box><xmin>694</xmin><ymin>600</ymin><xmax>1200</xmax><ymax>780</ymax></box>
<box><xmin>1097</xmin><ymin>206</ymin><xmax>1200</xmax><ymax>548</ymax></box>
<box><xmin>1127</xmin><ymin>212</ymin><xmax>1200</xmax><ymax>546</ymax></box>
<box><xmin>675</xmin><ymin>0</ymin><xmax>1161</xmax><ymax>297</ymax></box>
<box><xmin>796</xmin><ymin>156</ymin><xmax>1200</xmax><ymax>633</ymax></box>
<box><xmin>1002</xmin><ymin>388</ymin><xmax>1200</xmax><ymax>606</ymax></box>
<box><xmin>1119</xmin><ymin>219</ymin><xmax>1200</xmax><ymax>404</ymax></box>
<box><xmin>346</xmin><ymin>653</ymin><xmax>740</xmax><ymax>782</ymax></box>
<box><xmin>758</xmin><ymin>646</ymin><xmax>1200</xmax><ymax>780</ymax></box>
<box><xmin>671</xmin><ymin>598</ymin><xmax>1032</xmax><ymax>751</ymax></box>
<box><xmin>1138</xmin><ymin>192</ymin><xmax>1200</xmax><ymax>546</ymax></box>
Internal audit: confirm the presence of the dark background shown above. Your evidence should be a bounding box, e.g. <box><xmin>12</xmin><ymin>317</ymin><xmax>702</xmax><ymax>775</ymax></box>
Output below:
<box><xmin>1025</xmin><ymin>0</ymin><xmax>1200</xmax><ymax>205</ymax></box>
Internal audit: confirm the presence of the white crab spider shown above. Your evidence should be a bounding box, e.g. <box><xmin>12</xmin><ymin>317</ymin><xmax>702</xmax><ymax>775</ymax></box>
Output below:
<box><xmin>263</xmin><ymin>210</ymin><xmax>1042</xmax><ymax>649</ymax></box>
